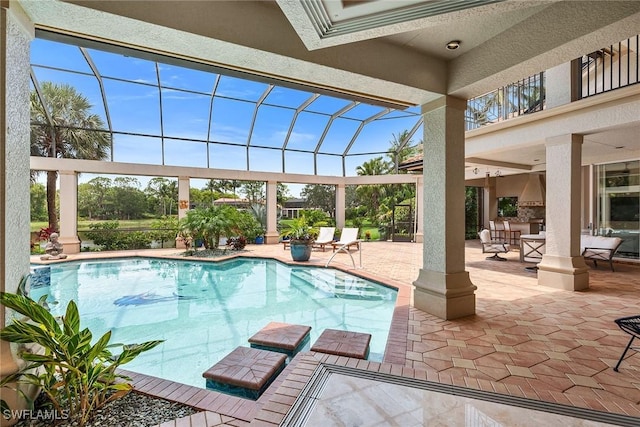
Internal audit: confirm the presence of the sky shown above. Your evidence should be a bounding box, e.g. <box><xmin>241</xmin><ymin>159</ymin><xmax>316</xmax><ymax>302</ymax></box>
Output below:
<box><xmin>30</xmin><ymin>37</ymin><xmax>423</xmax><ymax>197</ymax></box>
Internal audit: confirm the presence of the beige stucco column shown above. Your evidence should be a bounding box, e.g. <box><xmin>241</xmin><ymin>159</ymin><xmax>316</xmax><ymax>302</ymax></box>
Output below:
<box><xmin>175</xmin><ymin>176</ymin><xmax>190</xmax><ymax>249</ymax></box>
<box><xmin>1</xmin><ymin>2</ymin><xmax>34</xmax><ymax>424</ymax></box>
<box><xmin>335</xmin><ymin>183</ymin><xmax>345</xmax><ymax>229</ymax></box>
<box><xmin>414</xmin><ymin>177</ymin><xmax>424</xmax><ymax>243</ymax></box>
<box><xmin>483</xmin><ymin>175</ymin><xmax>497</xmax><ymax>229</ymax></box>
<box><xmin>58</xmin><ymin>170</ymin><xmax>80</xmax><ymax>254</ymax></box>
<box><xmin>265</xmin><ymin>180</ymin><xmax>279</xmax><ymax>244</ymax></box>
<box><xmin>177</xmin><ymin>176</ymin><xmax>190</xmax><ymax>219</ymax></box>
<box><xmin>413</xmin><ymin>96</ymin><xmax>477</xmax><ymax>320</ymax></box>
<box><xmin>537</xmin><ymin>134</ymin><xmax>589</xmax><ymax>290</ymax></box>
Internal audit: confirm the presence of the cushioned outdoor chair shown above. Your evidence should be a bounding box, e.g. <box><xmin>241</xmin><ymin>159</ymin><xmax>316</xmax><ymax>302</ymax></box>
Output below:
<box><xmin>479</xmin><ymin>229</ymin><xmax>510</xmax><ymax>261</ymax></box>
<box><xmin>313</xmin><ymin>226</ymin><xmax>336</xmax><ymax>252</ymax></box>
<box><xmin>331</xmin><ymin>228</ymin><xmax>360</xmax><ymax>252</ymax></box>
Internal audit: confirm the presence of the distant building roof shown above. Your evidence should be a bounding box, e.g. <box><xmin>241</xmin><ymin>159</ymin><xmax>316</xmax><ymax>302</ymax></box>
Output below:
<box><xmin>284</xmin><ymin>198</ymin><xmax>305</xmax><ymax>208</ymax></box>
<box><xmin>398</xmin><ymin>154</ymin><xmax>424</xmax><ymax>172</ymax></box>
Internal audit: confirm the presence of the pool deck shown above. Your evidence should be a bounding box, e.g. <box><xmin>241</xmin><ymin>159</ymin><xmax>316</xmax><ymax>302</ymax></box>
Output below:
<box><xmin>30</xmin><ymin>241</ymin><xmax>640</xmax><ymax>426</ymax></box>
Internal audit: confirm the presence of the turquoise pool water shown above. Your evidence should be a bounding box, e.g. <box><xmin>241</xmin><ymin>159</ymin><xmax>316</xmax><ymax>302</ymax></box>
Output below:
<box><xmin>30</xmin><ymin>258</ymin><xmax>397</xmax><ymax>388</ymax></box>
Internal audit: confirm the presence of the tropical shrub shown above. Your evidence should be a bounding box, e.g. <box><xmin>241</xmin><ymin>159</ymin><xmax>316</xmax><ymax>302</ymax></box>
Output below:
<box><xmin>150</xmin><ymin>216</ymin><xmax>179</xmax><ymax>247</ymax></box>
<box><xmin>179</xmin><ymin>205</ymin><xmax>238</xmax><ymax>250</ymax></box>
<box><xmin>0</xmin><ymin>285</ymin><xmax>163</xmax><ymax>426</ymax></box>
<box><xmin>84</xmin><ymin>221</ymin><xmax>152</xmax><ymax>250</ymax></box>
<box><xmin>299</xmin><ymin>209</ymin><xmax>332</xmax><ymax>227</ymax></box>
<box><xmin>279</xmin><ymin>215</ymin><xmax>317</xmax><ymax>244</ymax></box>
<box><xmin>234</xmin><ymin>210</ymin><xmax>262</xmax><ymax>241</ymax></box>
<box><xmin>226</xmin><ymin>236</ymin><xmax>247</xmax><ymax>250</ymax></box>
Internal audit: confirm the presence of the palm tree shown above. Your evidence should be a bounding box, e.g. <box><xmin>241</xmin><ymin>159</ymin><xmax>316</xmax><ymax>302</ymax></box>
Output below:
<box><xmin>355</xmin><ymin>157</ymin><xmax>389</xmax><ymax>219</ymax></box>
<box><xmin>386</xmin><ymin>130</ymin><xmax>420</xmax><ymax>172</ymax></box>
<box><xmin>31</xmin><ymin>82</ymin><xmax>110</xmax><ymax>231</ymax></box>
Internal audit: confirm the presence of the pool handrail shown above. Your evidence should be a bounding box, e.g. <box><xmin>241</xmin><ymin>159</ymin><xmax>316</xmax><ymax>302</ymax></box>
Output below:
<box><xmin>324</xmin><ymin>240</ymin><xmax>362</xmax><ymax>269</ymax></box>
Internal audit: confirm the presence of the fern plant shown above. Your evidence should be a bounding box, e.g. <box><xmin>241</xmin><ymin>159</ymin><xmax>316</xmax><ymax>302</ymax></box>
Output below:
<box><xmin>0</xmin><ymin>285</ymin><xmax>163</xmax><ymax>426</ymax></box>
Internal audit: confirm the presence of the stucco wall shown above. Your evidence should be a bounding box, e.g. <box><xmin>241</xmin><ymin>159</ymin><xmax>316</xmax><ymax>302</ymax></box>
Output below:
<box><xmin>3</xmin><ymin>4</ymin><xmax>32</xmax><ymax>294</ymax></box>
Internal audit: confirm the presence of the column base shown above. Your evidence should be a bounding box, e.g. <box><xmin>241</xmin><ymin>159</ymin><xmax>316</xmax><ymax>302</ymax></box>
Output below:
<box><xmin>412</xmin><ymin>269</ymin><xmax>477</xmax><ymax>320</ymax></box>
<box><xmin>1</xmin><ymin>341</ymin><xmax>28</xmax><ymax>426</ymax></box>
<box><xmin>413</xmin><ymin>232</ymin><xmax>424</xmax><ymax>243</ymax></box>
<box><xmin>537</xmin><ymin>255</ymin><xmax>590</xmax><ymax>291</ymax></box>
<box><xmin>265</xmin><ymin>232</ymin><xmax>280</xmax><ymax>245</ymax></box>
<box><xmin>59</xmin><ymin>236</ymin><xmax>80</xmax><ymax>254</ymax></box>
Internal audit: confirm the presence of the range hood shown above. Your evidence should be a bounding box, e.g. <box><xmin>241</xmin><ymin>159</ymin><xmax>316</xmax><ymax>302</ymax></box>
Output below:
<box><xmin>519</xmin><ymin>174</ymin><xmax>546</xmax><ymax>207</ymax></box>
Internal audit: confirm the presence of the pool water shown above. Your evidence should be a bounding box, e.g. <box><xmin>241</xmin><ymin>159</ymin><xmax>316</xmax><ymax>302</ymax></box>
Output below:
<box><xmin>30</xmin><ymin>258</ymin><xmax>397</xmax><ymax>388</ymax></box>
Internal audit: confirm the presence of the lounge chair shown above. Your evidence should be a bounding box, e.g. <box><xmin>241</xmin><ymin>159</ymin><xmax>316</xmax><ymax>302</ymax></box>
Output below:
<box><xmin>331</xmin><ymin>228</ymin><xmax>360</xmax><ymax>252</ymax></box>
<box><xmin>479</xmin><ymin>229</ymin><xmax>510</xmax><ymax>261</ymax></box>
<box><xmin>313</xmin><ymin>227</ymin><xmax>336</xmax><ymax>252</ymax></box>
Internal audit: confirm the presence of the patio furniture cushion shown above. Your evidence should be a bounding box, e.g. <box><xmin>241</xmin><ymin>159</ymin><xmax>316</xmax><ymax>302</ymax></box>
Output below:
<box><xmin>331</xmin><ymin>228</ymin><xmax>360</xmax><ymax>252</ymax></box>
<box><xmin>479</xmin><ymin>229</ymin><xmax>509</xmax><ymax>261</ymax></box>
<box><xmin>581</xmin><ymin>235</ymin><xmax>623</xmax><ymax>271</ymax></box>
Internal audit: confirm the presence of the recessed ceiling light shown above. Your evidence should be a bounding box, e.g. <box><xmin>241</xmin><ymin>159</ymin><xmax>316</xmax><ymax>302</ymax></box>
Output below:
<box><xmin>446</xmin><ymin>40</ymin><xmax>461</xmax><ymax>50</ymax></box>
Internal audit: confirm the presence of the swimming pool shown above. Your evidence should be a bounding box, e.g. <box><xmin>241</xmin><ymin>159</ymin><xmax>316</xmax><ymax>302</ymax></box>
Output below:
<box><xmin>30</xmin><ymin>257</ymin><xmax>397</xmax><ymax>388</ymax></box>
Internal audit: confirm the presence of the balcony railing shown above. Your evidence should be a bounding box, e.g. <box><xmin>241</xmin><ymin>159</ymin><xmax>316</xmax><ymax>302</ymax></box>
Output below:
<box><xmin>465</xmin><ymin>72</ymin><xmax>545</xmax><ymax>131</ymax></box>
<box><xmin>579</xmin><ymin>35</ymin><xmax>639</xmax><ymax>98</ymax></box>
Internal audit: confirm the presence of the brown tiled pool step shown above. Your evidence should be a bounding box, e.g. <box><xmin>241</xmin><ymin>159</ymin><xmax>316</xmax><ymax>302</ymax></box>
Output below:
<box><xmin>203</xmin><ymin>347</ymin><xmax>287</xmax><ymax>400</ymax></box>
<box><xmin>310</xmin><ymin>328</ymin><xmax>371</xmax><ymax>359</ymax></box>
<box><xmin>248</xmin><ymin>322</ymin><xmax>311</xmax><ymax>358</ymax></box>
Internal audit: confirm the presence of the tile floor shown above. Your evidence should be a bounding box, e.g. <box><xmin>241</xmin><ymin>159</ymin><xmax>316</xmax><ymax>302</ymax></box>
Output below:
<box><xmin>31</xmin><ymin>240</ymin><xmax>640</xmax><ymax>426</ymax></box>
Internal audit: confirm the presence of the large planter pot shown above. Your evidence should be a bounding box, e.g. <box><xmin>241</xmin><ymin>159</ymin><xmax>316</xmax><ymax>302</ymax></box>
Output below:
<box><xmin>254</xmin><ymin>235</ymin><xmax>264</xmax><ymax>245</ymax></box>
<box><xmin>290</xmin><ymin>241</ymin><xmax>313</xmax><ymax>261</ymax></box>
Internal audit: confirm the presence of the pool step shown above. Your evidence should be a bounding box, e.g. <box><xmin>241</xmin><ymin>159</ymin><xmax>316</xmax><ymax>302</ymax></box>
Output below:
<box><xmin>291</xmin><ymin>269</ymin><xmax>384</xmax><ymax>300</ymax></box>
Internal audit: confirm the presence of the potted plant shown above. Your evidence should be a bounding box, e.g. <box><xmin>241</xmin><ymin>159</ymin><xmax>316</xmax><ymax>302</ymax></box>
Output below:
<box><xmin>279</xmin><ymin>216</ymin><xmax>317</xmax><ymax>262</ymax></box>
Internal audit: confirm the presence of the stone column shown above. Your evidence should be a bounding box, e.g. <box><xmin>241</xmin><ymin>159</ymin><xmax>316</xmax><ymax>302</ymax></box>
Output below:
<box><xmin>537</xmin><ymin>134</ymin><xmax>589</xmax><ymax>290</ymax></box>
<box><xmin>177</xmin><ymin>176</ymin><xmax>190</xmax><ymax>219</ymax></box>
<box><xmin>414</xmin><ymin>177</ymin><xmax>424</xmax><ymax>242</ymax></box>
<box><xmin>483</xmin><ymin>175</ymin><xmax>497</xmax><ymax>229</ymax></box>
<box><xmin>265</xmin><ymin>180</ymin><xmax>279</xmax><ymax>244</ymax></box>
<box><xmin>413</xmin><ymin>96</ymin><xmax>476</xmax><ymax>320</ymax></box>
<box><xmin>175</xmin><ymin>176</ymin><xmax>190</xmax><ymax>249</ymax></box>
<box><xmin>58</xmin><ymin>170</ymin><xmax>80</xmax><ymax>254</ymax></box>
<box><xmin>1</xmin><ymin>2</ymin><xmax>34</xmax><ymax>424</ymax></box>
<box><xmin>335</xmin><ymin>183</ymin><xmax>345</xmax><ymax>229</ymax></box>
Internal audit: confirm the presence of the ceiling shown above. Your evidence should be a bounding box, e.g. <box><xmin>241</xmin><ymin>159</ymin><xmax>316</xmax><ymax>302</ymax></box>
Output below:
<box><xmin>17</xmin><ymin>0</ymin><xmax>640</xmax><ymax>176</ymax></box>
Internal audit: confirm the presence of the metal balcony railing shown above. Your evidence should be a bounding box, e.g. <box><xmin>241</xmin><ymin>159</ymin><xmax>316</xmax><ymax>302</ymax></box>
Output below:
<box><xmin>579</xmin><ymin>35</ymin><xmax>639</xmax><ymax>98</ymax></box>
<box><xmin>465</xmin><ymin>72</ymin><xmax>545</xmax><ymax>131</ymax></box>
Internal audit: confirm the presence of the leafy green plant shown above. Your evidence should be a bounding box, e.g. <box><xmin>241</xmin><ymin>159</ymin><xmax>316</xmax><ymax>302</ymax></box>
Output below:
<box><xmin>150</xmin><ymin>216</ymin><xmax>179</xmax><ymax>247</ymax></box>
<box><xmin>0</xmin><ymin>287</ymin><xmax>163</xmax><ymax>426</ymax></box>
<box><xmin>279</xmin><ymin>215</ymin><xmax>317</xmax><ymax>244</ymax></box>
<box><xmin>179</xmin><ymin>205</ymin><xmax>238</xmax><ymax>250</ymax></box>
<box><xmin>84</xmin><ymin>221</ymin><xmax>152</xmax><ymax>250</ymax></box>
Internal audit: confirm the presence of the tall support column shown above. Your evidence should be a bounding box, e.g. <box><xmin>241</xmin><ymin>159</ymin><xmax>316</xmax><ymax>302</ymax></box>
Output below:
<box><xmin>413</xmin><ymin>96</ymin><xmax>476</xmax><ymax>320</ymax></box>
<box><xmin>58</xmin><ymin>171</ymin><xmax>80</xmax><ymax>254</ymax></box>
<box><xmin>2</xmin><ymin>2</ymin><xmax>34</xmax><ymax>423</ymax></box>
<box><xmin>177</xmin><ymin>176</ymin><xmax>190</xmax><ymax>220</ymax></box>
<box><xmin>414</xmin><ymin>177</ymin><xmax>424</xmax><ymax>242</ymax></box>
<box><xmin>175</xmin><ymin>176</ymin><xmax>190</xmax><ymax>249</ymax></box>
<box><xmin>335</xmin><ymin>183</ymin><xmax>345</xmax><ymax>229</ymax></box>
<box><xmin>483</xmin><ymin>175</ymin><xmax>497</xmax><ymax>229</ymax></box>
<box><xmin>538</xmin><ymin>134</ymin><xmax>589</xmax><ymax>290</ymax></box>
<box><xmin>265</xmin><ymin>180</ymin><xmax>279</xmax><ymax>244</ymax></box>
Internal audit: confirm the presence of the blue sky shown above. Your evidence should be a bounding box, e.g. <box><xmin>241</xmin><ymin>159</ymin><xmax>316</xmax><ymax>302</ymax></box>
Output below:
<box><xmin>31</xmin><ymin>38</ymin><xmax>422</xmax><ymax>196</ymax></box>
